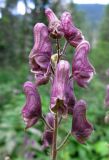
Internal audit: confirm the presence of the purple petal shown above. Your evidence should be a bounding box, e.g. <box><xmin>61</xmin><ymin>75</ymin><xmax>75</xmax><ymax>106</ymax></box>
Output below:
<box><xmin>61</xmin><ymin>12</ymin><xmax>84</xmax><ymax>47</ymax></box>
<box><xmin>29</xmin><ymin>23</ymin><xmax>52</xmax><ymax>86</ymax></box>
<box><xmin>65</xmin><ymin>79</ymin><xmax>76</xmax><ymax>115</ymax></box>
<box><xmin>71</xmin><ymin>100</ymin><xmax>93</xmax><ymax>143</ymax></box>
<box><xmin>22</xmin><ymin>81</ymin><xmax>42</xmax><ymax>129</ymax></box>
<box><xmin>50</xmin><ymin>60</ymin><xmax>70</xmax><ymax>116</ymax></box>
<box><xmin>72</xmin><ymin>40</ymin><xmax>95</xmax><ymax>87</ymax></box>
<box><xmin>104</xmin><ymin>85</ymin><xmax>109</xmax><ymax>107</ymax></box>
<box><xmin>43</xmin><ymin>131</ymin><xmax>53</xmax><ymax>148</ymax></box>
<box><xmin>42</xmin><ymin>113</ymin><xmax>54</xmax><ymax>148</ymax></box>
<box><xmin>45</xmin><ymin>8</ymin><xmax>63</xmax><ymax>38</ymax></box>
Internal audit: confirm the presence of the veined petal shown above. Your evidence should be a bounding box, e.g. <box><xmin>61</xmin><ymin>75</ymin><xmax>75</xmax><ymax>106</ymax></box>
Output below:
<box><xmin>71</xmin><ymin>100</ymin><xmax>93</xmax><ymax>143</ymax></box>
<box><xmin>61</xmin><ymin>12</ymin><xmax>84</xmax><ymax>47</ymax></box>
<box><xmin>72</xmin><ymin>40</ymin><xmax>95</xmax><ymax>87</ymax></box>
<box><xmin>45</xmin><ymin>8</ymin><xmax>63</xmax><ymax>38</ymax></box>
<box><xmin>50</xmin><ymin>60</ymin><xmax>70</xmax><ymax>116</ymax></box>
<box><xmin>22</xmin><ymin>81</ymin><xmax>42</xmax><ymax>129</ymax></box>
<box><xmin>29</xmin><ymin>23</ymin><xmax>52</xmax><ymax>86</ymax></box>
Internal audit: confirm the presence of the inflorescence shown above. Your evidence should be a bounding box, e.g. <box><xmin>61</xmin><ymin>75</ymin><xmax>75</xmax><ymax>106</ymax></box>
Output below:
<box><xmin>21</xmin><ymin>8</ymin><xmax>95</xmax><ymax>157</ymax></box>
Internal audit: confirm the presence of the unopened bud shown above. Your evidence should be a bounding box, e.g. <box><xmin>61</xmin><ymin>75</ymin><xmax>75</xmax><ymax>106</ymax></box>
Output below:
<box><xmin>51</xmin><ymin>53</ymin><xmax>58</xmax><ymax>67</ymax></box>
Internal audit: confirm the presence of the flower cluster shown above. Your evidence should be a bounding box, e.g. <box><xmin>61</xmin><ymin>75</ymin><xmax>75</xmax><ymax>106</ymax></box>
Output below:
<box><xmin>22</xmin><ymin>8</ymin><xmax>95</xmax><ymax>148</ymax></box>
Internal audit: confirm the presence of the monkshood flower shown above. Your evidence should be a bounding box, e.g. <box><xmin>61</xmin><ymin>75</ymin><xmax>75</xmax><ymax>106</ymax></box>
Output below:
<box><xmin>29</xmin><ymin>23</ymin><xmax>52</xmax><ymax>86</ymax></box>
<box><xmin>50</xmin><ymin>60</ymin><xmax>76</xmax><ymax>117</ymax></box>
<box><xmin>72</xmin><ymin>100</ymin><xmax>93</xmax><ymax>143</ymax></box>
<box><xmin>43</xmin><ymin>113</ymin><xmax>54</xmax><ymax>148</ymax></box>
<box><xmin>45</xmin><ymin>8</ymin><xmax>63</xmax><ymax>38</ymax></box>
<box><xmin>104</xmin><ymin>85</ymin><xmax>109</xmax><ymax>107</ymax></box>
<box><xmin>50</xmin><ymin>60</ymin><xmax>70</xmax><ymax>116</ymax></box>
<box><xmin>72</xmin><ymin>40</ymin><xmax>95</xmax><ymax>87</ymax></box>
<box><xmin>61</xmin><ymin>12</ymin><xmax>84</xmax><ymax>47</ymax></box>
<box><xmin>22</xmin><ymin>81</ymin><xmax>42</xmax><ymax>129</ymax></box>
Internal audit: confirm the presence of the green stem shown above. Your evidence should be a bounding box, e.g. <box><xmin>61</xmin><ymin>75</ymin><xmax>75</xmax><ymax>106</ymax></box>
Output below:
<box><xmin>57</xmin><ymin>131</ymin><xmax>71</xmax><ymax>151</ymax></box>
<box><xmin>56</xmin><ymin>38</ymin><xmax>60</xmax><ymax>63</ymax></box>
<box><xmin>41</xmin><ymin>115</ymin><xmax>54</xmax><ymax>131</ymax></box>
<box><xmin>52</xmin><ymin>113</ymin><xmax>58</xmax><ymax>160</ymax></box>
<box><xmin>61</xmin><ymin>41</ymin><xmax>68</xmax><ymax>55</ymax></box>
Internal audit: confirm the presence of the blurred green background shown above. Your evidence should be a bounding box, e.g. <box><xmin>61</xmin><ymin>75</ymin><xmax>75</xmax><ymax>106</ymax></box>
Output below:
<box><xmin>0</xmin><ymin>0</ymin><xmax>109</xmax><ymax>160</ymax></box>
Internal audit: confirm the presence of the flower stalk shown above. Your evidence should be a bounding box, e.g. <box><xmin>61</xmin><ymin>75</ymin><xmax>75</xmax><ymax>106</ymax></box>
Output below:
<box><xmin>57</xmin><ymin>131</ymin><xmax>71</xmax><ymax>151</ymax></box>
<box><xmin>21</xmin><ymin>7</ymin><xmax>95</xmax><ymax>160</ymax></box>
<box><xmin>41</xmin><ymin>115</ymin><xmax>54</xmax><ymax>131</ymax></box>
<box><xmin>51</xmin><ymin>112</ymin><xmax>58</xmax><ymax>160</ymax></box>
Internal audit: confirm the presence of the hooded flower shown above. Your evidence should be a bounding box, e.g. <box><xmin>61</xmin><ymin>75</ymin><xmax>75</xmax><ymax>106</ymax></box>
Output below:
<box><xmin>50</xmin><ymin>60</ymin><xmax>71</xmax><ymax>116</ymax></box>
<box><xmin>61</xmin><ymin>12</ymin><xmax>84</xmax><ymax>47</ymax></box>
<box><xmin>45</xmin><ymin>8</ymin><xmax>63</xmax><ymax>38</ymax></box>
<box><xmin>72</xmin><ymin>40</ymin><xmax>95</xmax><ymax>87</ymax></box>
<box><xmin>42</xmin><ymin>113</ymin><xmax>54</xmax><ymax>148</ymax></box>
<box><xmin>104</xmin><ymin>85</ymin><xmax>109</xmax><ymax>107</ymax></box>
<box><xmin>71</xmin><ymin>100</ymin><xmax>93</xmax><ymax>143</ymax></box>
<box><xmin>22</xmin><ymin>81</ymin><xmax>42</xmax><ymax>129</ymax></box>
<box><xmin>29</xmin><ymin>23</ymin><xmax>52</xmax><ymax>86</ymax></box>
<box><xmin>50</xmin><ymin>60</ymin><xmax>76</xmax><ymax>116</ymax></box>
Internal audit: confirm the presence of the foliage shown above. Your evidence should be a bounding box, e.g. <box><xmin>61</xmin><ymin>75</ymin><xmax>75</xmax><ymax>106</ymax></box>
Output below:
<box><xmin>99</xmin><ymin>4</ymin><xmax>109</xmax><ymax>41</ymax></box>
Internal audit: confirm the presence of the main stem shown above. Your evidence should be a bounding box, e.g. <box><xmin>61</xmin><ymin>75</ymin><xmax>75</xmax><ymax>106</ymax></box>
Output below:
<box><xmin>52</xmin><ymin>112</ymin><xmax>58</xmax><ymax>160</ymax></box>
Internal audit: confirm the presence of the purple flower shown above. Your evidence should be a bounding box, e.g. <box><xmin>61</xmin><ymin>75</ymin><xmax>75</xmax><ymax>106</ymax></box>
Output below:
<box><xmin>50</xmin><ymin>60</ymin><xmax>70</xmax><ymax>116</ymax></box>
<box><xmin>42</xmin><ymin>113</ymin><xmax>54</xmax><ymax>148</ymax></box>
<box><xmin>45</xmin><ymin>8</ymin><xmax>63</xmax><ymax>38</ymax></box>
<box><xmin>22</xmin><ymin>81</ymin><xmax>42</xmax><ymax>129</ymax></box>
<box><xmin>72</xmin><ymin>40</ymin><xmax>95</xmax><ymax>87</ymax></box>
<box><xmin>61</xmin><ymin>12</ymin><xmax>84</xmax><ymax>47</ymax></box>
<box><xmin>104</xmin><ymin>85</ymin><xmax>109</xmax><ymax>107</ymax></box>
<box><xmin>71</xmin><ymin>100</ymin><xmax>93</xmax><ymax>144</ymax></box>
<box><xmin>29</xmin><ymin>23</ymin><xmax>52</xmax><ymax>86</ymax></box>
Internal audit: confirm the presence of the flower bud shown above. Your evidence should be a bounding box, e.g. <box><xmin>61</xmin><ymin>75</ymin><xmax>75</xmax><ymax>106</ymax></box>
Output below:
<box><xmin>51</xmin><ymin>53</ymin><xmax>58</xmax><ymax>67</ymax></box>
<box><xmin>61</xmin><ymin>12</ymin><xmax>84</xmax><ymax>47</ymax></box>
<box><xmin>29</xmin><ymin>23</ymin><xmax>52</xmax><ymax>86</ymax></box>
<box><xmin>45</xmin><ymin>8</ymin><xmax>63</xmax><ymax>38</ymax></box>
<box><xmin>104</xmin><ymin>85</ymin><xmax>109</xmax><ymax>107</ymax></box>
<box><xmin>22</xmin><ymin>81</ymin><xmax>42</xmax><ymax>129</ymax></box>
<box><xmin>50</xmin><ymin>60</ymin><xmax>70</xmax><ymax>116</ymax></box>
<box><xmin>72</xmin><ymin>40</ymin><xmax>95</xmax><ymax>87</ymax></box>
<box><xmin>71</xmin><ymin>100</ymin><xmax>93</xmax><ymax>143</ymax></box>
<box><xmin>42</xmin><ymin>113</ymin><xmax>54</xmax><ymax>148</ymax></box>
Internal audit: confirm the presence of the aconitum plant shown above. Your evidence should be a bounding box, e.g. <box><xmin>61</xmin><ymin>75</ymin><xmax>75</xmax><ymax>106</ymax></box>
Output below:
<box><xmin>22</xmin><ymin>8</ymin><xmax>95</xmax><ymax>160</ymax></box>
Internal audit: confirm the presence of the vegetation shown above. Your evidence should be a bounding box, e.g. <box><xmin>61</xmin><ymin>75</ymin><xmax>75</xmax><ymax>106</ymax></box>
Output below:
<box><xmin>0</xmin><ymin>1</ymin><xmax>109</xmax><ymax>160</ymax></box>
